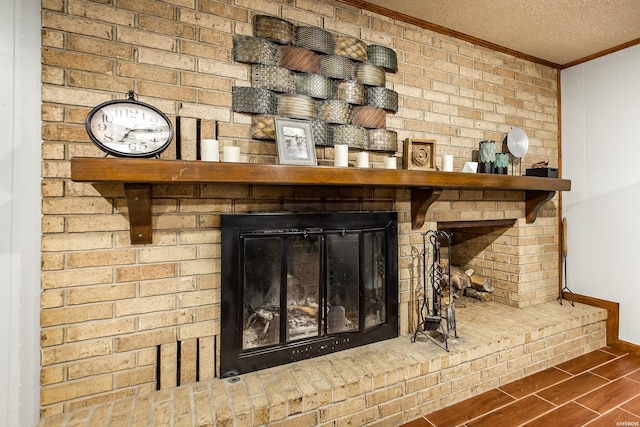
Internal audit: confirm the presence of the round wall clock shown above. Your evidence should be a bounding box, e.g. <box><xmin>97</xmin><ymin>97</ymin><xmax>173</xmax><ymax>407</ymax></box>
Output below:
<box><xmin>85</xmin><ymin>91</ymin><xmax>174</xmax><ymax>158</ymax></box>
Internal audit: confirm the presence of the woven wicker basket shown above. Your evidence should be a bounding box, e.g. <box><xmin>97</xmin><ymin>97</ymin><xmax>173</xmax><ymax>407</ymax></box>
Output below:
<box><xmin>367</xmin><ymin>45</ymin><xmax>398</xmax><ymax>72</ymax></box>
<box><xmin>232</xmin><ymin>86</ymin><xmax>277</xmax><ymax>114</ymax></box>
<box><xmin>253</xmin><ymin>15</ymin><xmax>295</xmax><ymax>45</ymax></box>
<box><xmin>334</xmin><ymin>36</ymin><xmax>368</xmax><ymax>62</ymax></box>
<box><xmin>295</xmin><ymin>73</ymin><xmax>334</xmax><ymax>100</ymax></box>
<box><xmin>367</xmin><ymin>129</ymin><xmax>397</xmax><ymax>152</ymax></box>
<box><xmin>317</xmin><ymin>100</ymin><xmax>353</xmax><ymax>125</ymax></box>
<box><xmin>355</xmin><ymin>63</ymin><xmax>386</xmax><ymax>87</ymax></box>
<box><xmin>330</xmin><ymin>124</ymin><xmax>367</xmax><ymax>149</ymax></box>
<box><xmin>312</xmin><ymin>120</ymin><xmax>330</xmax><ymax>146</ymax></box>
<box><xmin>251</xmin><ymin>65</ymin><xmax>295</xmax><ymax>93</ymax></box>
<box><xmin>334</xmin><ymin>80</ymin><xmax>367</xmax><ymax>105</ymax></box>
<box><xmin>277</xmin><ymin>93</ymin><xmax>317</xmax><ymax>120</ymax></box>
<box><xmin>319</xmin><ymin>55</ymin><xmax>355</xmax><ymax>80</ymax></box>
<box><xmin>352</xmin><ymin>106</ymin><xmax>386</xmax><ymax>129</ymax></box>
<box><xmin>251</xmin><ymin>114</ymin><xmax>279</xmax><ymax>140</ymax></box>
<box><xmin>279</xmin><ymin>46</ymin><xmax>320</xmax><ymax>73</ymax></box>
<box><xmin>295</xmin><ymin>26</ymin><xmax>334</xmax><ymax>54</ymax></box>
<box><xmin>367</xmin><ymin>87</ymin><xmax>398</xmax><ymax>113</ymax></box>
<box><xmin>233</xmin><ymin>35</ymin><xmax>280</xmax><ymax>66</ymax></box>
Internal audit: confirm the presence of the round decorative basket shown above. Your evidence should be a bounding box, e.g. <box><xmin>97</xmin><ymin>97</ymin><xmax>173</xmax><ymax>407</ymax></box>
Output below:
<box><xmin>367</xmin><ymin>87</ymin><xmax>398</xmax><ymax>113</ymax></box>
<box><xmin>233</xmin><ymin>35</ymin><xmax>280</xmax><ymax>66</ymax></box>
<box><xmin>250</xmin><ymin>114</ymin><xmax>279</xmax><ymax>140</ymax></box>
<box><xmin>334</xmin><ymin>80</ymin><xmax>367</xmax><ymax>105</ymax></box>
<box><xmin>253</xmin><ymin>15</ymin><xmax>296</xmax><ymax>45</ymax></box>
<box><xmin>319</xmin><ymin>55</ymin><xmax>355</xmax><ymax>80</ymax></box>
<box><xmin>355</xmin><ymin>63</ymin><xmax>386</xmax><ymax>86</ymax></box>
<box><xmin>330</xmin><ymin>124</ymin><xmax>367</xmax><ymax>149</ymax></box>
<box><xmin>334</xmin><ymin>36</ymin><xmax>368</xmax><ymax>62</ymax></box>
<box><xmin>352</xmin><ymin>106</ymin><xmax>386</xmax><ymax>129</ymax></box>
<box><xmin>295</xmin><ymin>26</ymin><xmax>334</xmax><ymax>54</ymax></box>
<box><xmin>251</xmin><ymin>65</ymin><xmax>295</xmax><ymax>93</ymax></box>
<box><xmin>367</xmin><ymin>129</ymin><xmax>397</xmax><ymax>152</ymax></box>
<box><xmin>279</xmin><ymin>46</ymin><xmax>320</xmax><ymax>73</ymax></box>
<box><xmin>232</xmin><ymin>86</ymin><xmax>277</xmax><ymax>114</ymax></box>
<box><xmin>295</xmin><ymin>73</ymin><xmax>334</xmax><ymax>100</ymax></box>
<box><xmin>277</xmin><ymin>93</ymin><xmax>317</xmax><ymax>120</ymax></box>
<box><xmin>317</xmin><ymin>100</ymin><xmax>353</xmax><ymax>124</ymax></box>
<box><xmin>311</xmin><ymin>120</ymin><xmax>330</xmax><ymax>146</ymax></box>
<box><xmin>367</xmin><ymin>45</ymin><xmax>398</xmax><ymax>72</ymax></box>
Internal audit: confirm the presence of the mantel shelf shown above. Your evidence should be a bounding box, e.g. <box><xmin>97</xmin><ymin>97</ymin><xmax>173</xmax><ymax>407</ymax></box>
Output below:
<box><xmin>71</xmin><ymin>157</ymin><xmax>571</xmax><ymax>244</ymax></box>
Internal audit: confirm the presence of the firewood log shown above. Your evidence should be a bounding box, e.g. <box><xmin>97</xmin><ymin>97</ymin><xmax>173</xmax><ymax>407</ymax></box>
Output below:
<box><xmin>470</xmin><ymin>274</ymin><xmax>494</xmax><ymax>292</ymax></box>
<box><xmin>464</xmin><ymin>288</ymin><xmax>493</xmax><ymax>301</ymax></box>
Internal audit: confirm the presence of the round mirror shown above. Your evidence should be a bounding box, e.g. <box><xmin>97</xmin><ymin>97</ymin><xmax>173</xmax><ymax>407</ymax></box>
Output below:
<box><xmin>506</xmin><ymin>127</ymin><xmax>529</xmax><ymax>158</ymax></box>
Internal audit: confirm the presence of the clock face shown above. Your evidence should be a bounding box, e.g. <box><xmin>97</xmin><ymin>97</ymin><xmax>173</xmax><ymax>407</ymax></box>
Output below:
<box><xmin>86</xmin><ymin>100</ymin><xmax>173</xmax><ymax>157</ymax></box>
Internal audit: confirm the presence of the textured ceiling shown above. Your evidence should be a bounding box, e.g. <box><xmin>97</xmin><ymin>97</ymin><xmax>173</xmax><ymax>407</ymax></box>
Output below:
<box><xmin>360</xmin><ymin>0</ymin><xmax>640</xmax><ymax>66</ymax></box>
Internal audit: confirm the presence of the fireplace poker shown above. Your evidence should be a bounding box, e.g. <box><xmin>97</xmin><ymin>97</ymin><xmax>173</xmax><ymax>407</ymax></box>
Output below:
<box><xmin>558</xmin><ymin>217</ymin><xmax>574</xmax><ymax>306</ymax></box>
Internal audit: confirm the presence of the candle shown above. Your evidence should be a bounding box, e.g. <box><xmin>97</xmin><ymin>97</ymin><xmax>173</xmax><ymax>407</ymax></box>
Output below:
<box><xmin>334</xmin><ymin>144</ymin><xmax>348</xmax><ymax>167</ymax></box>
<box><xmin>223</xmin><ymin>146</ymin><xmax>241</xmax><ymax>163</ymax></box>
<box><xmin>201</xmin><ymin>139</ymin><xmax>219</xmax><ymax>162</ymax></box>
<box><xmin>356</xmin><ymin>152</ymin><xmax>369</xmax><ymax>168</ymax></box>
<box><xmin>384</xmin><ymin>157</ymin><xmax>396</xmax><ymax>169</ymax></box>
<box><xmin>442</xmin><ymin>154</ymin><xmax>453</xmax><ymax>172</ymax></box>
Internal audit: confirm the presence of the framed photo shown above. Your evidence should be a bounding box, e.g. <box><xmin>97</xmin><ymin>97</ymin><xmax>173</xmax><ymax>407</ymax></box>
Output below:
<box><xmin>403</xmin><ymin>138</ymin><xmax>437</xmax><ymax>171</ymax></box>
<box><xmin>275</xmin><ymin>118</ymin><xmax>317</xmax><ymax>166</ymax></box>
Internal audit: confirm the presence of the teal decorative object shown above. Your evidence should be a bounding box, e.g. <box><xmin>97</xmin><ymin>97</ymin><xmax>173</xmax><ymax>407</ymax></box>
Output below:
<box><xmin>495</xmin><ymin>152</ymin><xmax>509</xmax><ymax>174</ymax></box>
<box><xmin>478</xmin><ymin>140</ymin><xmax>496</xmax><ymax>173</ymax></box>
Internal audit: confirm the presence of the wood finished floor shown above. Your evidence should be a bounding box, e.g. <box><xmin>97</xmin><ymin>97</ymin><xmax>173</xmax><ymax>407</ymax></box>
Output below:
<box><xmin>402</xmin><ymin>347</ymin><xmax>640</xmax><ymax>427</ymax></box>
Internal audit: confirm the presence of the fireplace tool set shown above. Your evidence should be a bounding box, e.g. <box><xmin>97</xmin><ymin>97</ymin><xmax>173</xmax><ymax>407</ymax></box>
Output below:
<box><xmin>412</xmin><ymin>230</ymin><xmax>458</xmax><ymax>351</ymax></box>
<box><xmin>558</xmin><ymin>217</ymin><xmax>574</xmax><ymax>306</ymax></box>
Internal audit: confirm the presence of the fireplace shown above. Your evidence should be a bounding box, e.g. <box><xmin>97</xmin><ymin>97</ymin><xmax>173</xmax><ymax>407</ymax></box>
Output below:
<box><xmin>220</xmin><ymin>212</ymin><xmax>398</xmax><ymax>377</ymax></box>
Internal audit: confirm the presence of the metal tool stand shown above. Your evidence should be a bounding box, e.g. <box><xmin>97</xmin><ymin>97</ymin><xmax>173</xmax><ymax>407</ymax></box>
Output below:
<box><xmin>412</xmin><ymin>230</ymin><xmax>458</xmax><ymax>351</ymax></box>
<box><xmin>558</xmin><ymin>217</ymin><xmax>575</xmax><ymax>306</ymax></box>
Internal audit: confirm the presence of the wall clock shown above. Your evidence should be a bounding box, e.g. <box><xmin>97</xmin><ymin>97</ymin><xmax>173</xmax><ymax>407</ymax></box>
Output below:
<box><xmin>85</xmin><ymin>91</ymin><xmax>174</xmax><ymax>158</ymax></box>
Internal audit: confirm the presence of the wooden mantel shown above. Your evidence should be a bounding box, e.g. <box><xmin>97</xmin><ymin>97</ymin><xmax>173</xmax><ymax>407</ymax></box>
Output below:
<box><xmin>71</xmin><ymin>157</ymin><xmax>571</xmax><ymax>244</ymax></box>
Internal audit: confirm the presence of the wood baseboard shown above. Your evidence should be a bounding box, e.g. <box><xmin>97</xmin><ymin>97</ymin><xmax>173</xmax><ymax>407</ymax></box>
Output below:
<box><xmin>563</xmin><ymin>291</ymin><xmax>640</xmax><ymax>356</ymax></box>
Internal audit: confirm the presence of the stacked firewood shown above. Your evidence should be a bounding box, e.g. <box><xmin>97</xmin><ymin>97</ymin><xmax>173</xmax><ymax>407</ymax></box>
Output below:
<box><xmin>440</xmin><ymin>259</ymin><xmax>494</xmax><ymax>302</ymax></box>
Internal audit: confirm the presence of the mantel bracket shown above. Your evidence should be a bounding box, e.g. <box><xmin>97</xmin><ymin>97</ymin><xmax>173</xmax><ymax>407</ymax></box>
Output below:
<box><xmin>525</xmin><ymin>190</ymin><xmax>555</xmax><ymax>224</ymax></box>
<box><xmin>411</xmin><ymin>187</ymin><xmax>444</xmax><ymax>229</ymax></box>
<box><xmin>124</xmin><ymin>183</ymin><xmax>152</xmax><ymax>244</ymax></box>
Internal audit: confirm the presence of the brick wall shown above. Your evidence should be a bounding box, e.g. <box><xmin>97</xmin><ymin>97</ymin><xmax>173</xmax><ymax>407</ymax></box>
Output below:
<box><xmin>40</xmin><ymin>0</ymin><xmax>560</xmax><ymax>416</ymax></box>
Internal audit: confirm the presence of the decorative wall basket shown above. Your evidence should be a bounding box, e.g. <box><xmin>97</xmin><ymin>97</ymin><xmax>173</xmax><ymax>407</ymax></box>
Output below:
<box><xmin>295</xmin><ymin>73</ymin><xmax>333</xmax><ymax>100</ymax></box>
<box><xmin>334</xmin><ymin>36</ymin><xmax>368</xmax><ymax>62</ymax></box>
<box><xmin>403</xmin><ymin>138</ymin><xmax>437</xmax><ymax>171</ymax></box>
<box><xmin>295</xmin><ymin>26</ymin><xmax>334</xmax><ymax>54</ymax></box>
<box><xmin>334</xmin><ymin>80</ymin><xmax>367</xmax><ymax>105</ymax></box>
<box><xmin>279</xmin><ymin>46</ymin><xmax>320</xmax><ymax>74</ymax></box>
<box><xmin>367</xmin><ymin>87</ymin><xmax>398</xmax><ymax>112</ymax></box>
<box><xmin>251</xmin><ymin>65</ymin><xmax>295</xmax><ymax>93</ymax></box>
<box><xmin>368</xmin><ymin>129</ymin><xmax>397</xmax><ymax>152</ymax></box>
<box><xmin>353</xmin><ymin>106</ymin><xmax>386</xmax><ymax>129</ymax></box>
<box><xmin>233</xmin><ymin>35</ymin><xmax>280</xmax><ymax>66</ymax></box>
<box><xmin>251</xmin><ymin>114</ymin><xmax>278</xmax><ymax>140</ymax></box>
<box><xmin>311</xmin><ymin>120</ymin><xmax>330</xmax><ymax>146</ymax></box>
<box><xmin>367</xmin><ymin>45</ymin><xmax>398</xmax><ymax>72</ymax></box>
<box><xmin>317</xmin><ymin>100</ymin><xmax>353</xmax><ymax>124</ymax></box>
<box><xmin>253</xmin><ymin>15</ymin><xmax>295</xmax><ymax>45</ymax></box>
<box><xmin>320</xmin><ymin>55</ymin><xmax>355</xmax><ymax>80</ymax></box>
<box><xmin>355</xmin><ymin>63</ymin><xmax>386</xmax><ymax>87</ymax></box>
<box><xmin>276</xmin><ymin>93</ymin><xmax>317</xmax><ymax>120</ymax></box>
<box><xmin>232</xmin><ymin>86</ymin><xmax>277</xmax><ymax>114</ymax></box>
<box><xmin>330</xmin><ymin>124</ymin><xmax>367</xmax><ymax>149</ymax></box>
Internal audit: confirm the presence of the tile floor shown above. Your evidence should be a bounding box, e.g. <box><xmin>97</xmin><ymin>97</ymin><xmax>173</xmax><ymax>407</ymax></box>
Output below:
<box><xmin>403</xmin><ymin>347</ymin><xmax>640</xmax><ymax>427</ymax></box>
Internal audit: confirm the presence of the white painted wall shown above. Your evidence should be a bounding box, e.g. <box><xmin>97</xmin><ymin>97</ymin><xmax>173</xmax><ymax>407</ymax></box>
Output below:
<box><xmin>562</xmin><ymin>44</ymin><xmax>640</xmax><ymax>345</ymax></box>
<box><xmin>0</xmin><ymin>0</ymin><xmax>41</xmax><ymax>425</ymax></box>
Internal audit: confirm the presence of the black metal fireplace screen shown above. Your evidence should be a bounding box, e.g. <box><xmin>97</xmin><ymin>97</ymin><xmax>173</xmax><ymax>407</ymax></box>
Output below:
<box><xmin>220</xmin><ymin>212</ymin><xmax>398</xmax><ymax>377</ymax></box>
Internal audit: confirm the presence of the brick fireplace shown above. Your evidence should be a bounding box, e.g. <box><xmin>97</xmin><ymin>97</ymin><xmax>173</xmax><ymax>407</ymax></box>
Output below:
<box><xmin>39</xmin><ymin>0</ymin><xmax>585</xmax><ymax>424</ymax></box>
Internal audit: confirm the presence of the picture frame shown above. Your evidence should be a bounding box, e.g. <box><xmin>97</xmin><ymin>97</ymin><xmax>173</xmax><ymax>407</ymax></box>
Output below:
<box><xmin>403</xmin><ymin>138</ymin><xmax>437</xmax><ymax>171</ymax></box>
<box><xmin>275</xmin><ymin>118</ymin><xmax>317</xmax><ymax>166</ymax></box>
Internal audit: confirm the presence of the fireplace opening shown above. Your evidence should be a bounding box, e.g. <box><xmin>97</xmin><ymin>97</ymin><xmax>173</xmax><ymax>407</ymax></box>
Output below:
<box><xmin>220</xmin><ymin>212</ymin><xmax>398</xmax><ymax>377</ymax></box>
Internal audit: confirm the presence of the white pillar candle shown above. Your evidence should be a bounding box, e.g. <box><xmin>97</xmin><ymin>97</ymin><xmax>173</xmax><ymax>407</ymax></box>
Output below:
<box><xmin>334</xmin><ymin>144</ymin><xmax>348</xmax><ymax>167</ymax></box>
<box><xmin>200</xmin><ymin>139</ymin><xmax>219</xmax><ymax>162</ymax></box>
<box><xmin>223</xmin><ymin>146</ymin><xmax>241</xmax><ymax>163</ymax></box>
<box><xmin>384</xmin><ymin>157</ymin><xmax>397</xmax><ymax>169</ymax></box>
<box><xmin>356</xmin><ymin>152</ymin><xmax>369</xmax><ymax>168</ymax></box>
<box><xmin>442</xmin><ymin>154</ymin><xmax>454</xmax><ymax>172</ymax></box>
